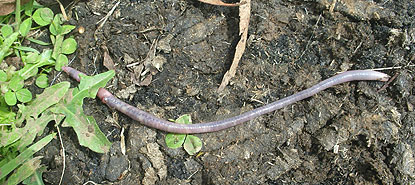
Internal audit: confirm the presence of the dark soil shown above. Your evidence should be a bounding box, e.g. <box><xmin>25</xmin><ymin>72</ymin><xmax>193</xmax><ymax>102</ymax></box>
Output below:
<box><xmin>38</xmin><ymin>0</ymin><xmax>415</xmax><ymax>184</ymax></box>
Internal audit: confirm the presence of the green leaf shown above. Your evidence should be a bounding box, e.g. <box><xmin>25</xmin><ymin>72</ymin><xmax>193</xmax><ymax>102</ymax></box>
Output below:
<box><xmin>43</xmin><ymin>67</ymin><xmax>53</xmax><ymax>73</ymax></box>
<box><xmin>165</xmin><ymin>114</ymin><xmax>195</xmax><ymax>149</ymax></box>
<box><xmin>15</xmin><ymin>46</ymin><xmax>39</xmax><ymax>53</ymax></box>
<box><xmin>6</xmin><ymin>156</ymin><xmax>43</xmax><ymax>185</ymax></box>
<box><xmin>18</xmin><ymin>64</ymin><xmax>38</xmax><ymax>80</ymax></box>
<box><xmin>19</xmin><ymin>18</ymin><xmax>33</xmax><ymax>37</ymax></box>
<box><xmin>9</xmin><ymin>75</ymin><xmax>24</xmax><ymax>91</ymax></box>
<box><xmin>1</xmin><ymin>24</ymin><xmax>13</xmax><ymax>38</ymax></box>
<box><xmin>0</xmin><ymin>133</ymin><xmax>55</xmax><ymax>180</ymax></box>
<box><xmin>165</xmin><ymin>133</ymin><xmax>186</xmax><ymax>149</ymax></box>
<box><xmin>49</xmin><ymin>14</ymin><xmax>63</xmax><ymax>35</ymax></box>
<box><xmin>55</xmin><ymin>54</ymin><xmax>68</xmax><ymax>71</ymax></box>
<box><xmin>27</xmin><ymin>37</ymin><xmax>51</xmax><ymax>46</ymax></box>
<box><xmin>50</xmin><ymin>35</ymin><xmax>55</xmax><ymax>45</ymax></box>
<box><xmin>19</xmin><ymin>50</ymin><xmax>54</xmax><ymax>80</ymax></box>
<box><xmin>16</xmin><ymin>82</ymin><xmax>70</xmax><ymax>124</ymax></box>
<box><xmin>16</xmin><ymin>88</ymin><xmax>32</xmax><ymax>103</ymax></box>
<box><xmin>0</xmin><ymin>105</ymin><xmax>16</xmax><ymax>124</ymax></box>
<box><xmin>24</xmin><ymin>52</ymin><xmax>39</xmax><ymax>64</ymax></box>
<box><xmin>52</xmin><ymin>88</ymin><xmax>111</xmax><ymax>153</ymax></box>
<box><xmin>17</xmin><ymin>111</ymin><xmax>61</xmax><ymax>151</ymax></box>
<box><xmin>176</xmin><ymin>114</ymin><xmax>192</xmax><ymax>124</ymax></box>
<box><xmin>23</xmin><ymin>0</ymin><xmax>35</xmax><ymax>16</ymax></box>
<box><xmin>23</xmin><ymin>166</ymin><xmax>47</xmax><ymax>185</ymax></box>
<box><xmin>0</xmin><ymin>32</ymin><xmax>19</xmax><ymax>63</ymax></box>
<box><xmin>61</xmin><ymin>25</ymin><xmax>76</xmax><ymax>35</ymax></box>
<box><xmin>0</xmin><ymin>124</ymin><xmax>21</xmax><ymax>147</ymax></box>
<box><xmin>50</xmin><ymin>71</ymin><xmax>115</xmax><ymax>153</ymax></box>
<box><xmin>51</xmin><ymin>35</ymin><xmax>63</xmax><ymax>59</ymax></box>
<box><xmin>32</xmin><ymin>8</ymin><xmax>53</xmax><ymax>26</ymax></box>
<box><xmin>183</xmin><ymin>135</ymin><xmax>202</xmax><ymax>155</ymax></box>
<box><xmin>78</xmin><ymin>70</ymin><xmax>115</xmax><ymax>98</ymax></box>
<box><xmin>35</xmin><ymin>74</ymin><xmax>48</xmax><ymax>88</ymax></box>
<box><xmin>4</xmin><ymin>91</ymin><xmax>17</xmax><ymax>106</ymax></box>
<box><xmin>61</xmin><ymin>38</ymin><xmax>77</xmax><ymax>54</ymax></box>
<box><xmin>0</xmin><ymin>70</ymin><xmax>7</xmax><ymax>82</ymax></box>
<box><xmin>1</xmin><ymin>84</ymin><xmax>9</xmax><ymax>94</ymax></box>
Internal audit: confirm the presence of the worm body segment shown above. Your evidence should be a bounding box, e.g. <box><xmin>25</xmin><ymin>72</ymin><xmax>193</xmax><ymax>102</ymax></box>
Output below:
<box><xmin>62</xmin><ymin>67</ymin><xmax>389</xmax><ymax>134</ymax></box>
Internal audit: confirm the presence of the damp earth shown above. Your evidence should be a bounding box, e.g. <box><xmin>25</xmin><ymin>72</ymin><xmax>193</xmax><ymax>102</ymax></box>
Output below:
<box><xmin>36</xmin><ymin>0</ymin><xmax>415</xmax><ymax>184</ymax></box>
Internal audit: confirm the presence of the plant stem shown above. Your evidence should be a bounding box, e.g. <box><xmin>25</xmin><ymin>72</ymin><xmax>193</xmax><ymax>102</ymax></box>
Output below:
<box><xmin>15</xmin><ymin>0</ymin><xmax>21</xmax><ymax>31</ymax></box>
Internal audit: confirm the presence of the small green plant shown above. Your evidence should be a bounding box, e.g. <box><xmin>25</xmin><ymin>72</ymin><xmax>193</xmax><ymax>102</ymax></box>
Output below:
<box><xmin>0</xmin><ymin>0</ymin><xmax>109</xmax><ymax>184</ymax></box>
<box><xmin>165</xmin><ymin>114</ymin><xmax>203</xmax><ymax>155</ymax></box>
<box><xmin>0</xmin><ymin>2</ymin><xmax>77</xmax><ymax>107</ymax></box>
<box><xmin>0</xmin><ymin>70</ymin><xmax>114</xmax><ymax>184</ymax></box>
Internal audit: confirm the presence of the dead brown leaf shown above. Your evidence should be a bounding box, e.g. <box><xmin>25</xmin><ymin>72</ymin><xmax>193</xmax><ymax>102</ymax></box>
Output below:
<box><xmin>140</xmin><ymin>74</ymin><xmax>152</xmax><ymax>86</ymax></box>
<box><xmin>102</xmin><ymin>45</ymin><xmax>115</xmax><ymax>70</ymax></box>
<box><xmin>0</xmin><ymin>0</ymin><xmax>31</xmax><ymax>16</ymax></box>
<box><xmin>198</xmin><ymin>0</ymin><xmax>243</xmax><ymax>6</ymax></box>
<box><xmin>218</xmin><ymin>0</ymin><xmax>251</xmax><ymax>92</ymax></box>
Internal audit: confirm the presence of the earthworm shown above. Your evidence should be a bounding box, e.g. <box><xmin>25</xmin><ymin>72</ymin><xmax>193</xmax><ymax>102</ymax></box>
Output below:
<box><xmin>62</xmin><ymin>67</ymin><xmax>389</xmax><ymax>134</ymax></box>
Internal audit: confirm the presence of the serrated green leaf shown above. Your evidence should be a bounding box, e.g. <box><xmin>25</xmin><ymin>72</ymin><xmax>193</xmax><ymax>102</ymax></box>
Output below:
<box><xmin>5</xmin><ymin>91</ymin><xmax>17</xmax><ymax>106</ymax></box>
<box><xmin>6</xmin><ymin>156</ymin><xmax>43</xmax><ymax>185</ymax></box>
<box><xmin>0</xmin><ymin>125</ymin><xmax>21</xmax><ymax>147</ymax></box>
<box><xmin>165</xmin><ymin>133</ymin><xmax>186</xmax><ymax>149</ymax></box>
<box><xmin>0</xmin><ymin>70</ymin><xmax>7</xmax><ymax>82</ymax></box>
<box><xmin>55</xmin><ymin>54</ymin><xmax>68</xmax><ymax>71</ymax></box>
<box><xmin>16</xmin><ymin>88</ymin><xmax>32</xmax><ymax>103</ymax></box>
<box><xmin>33</xmin><ymin>8</ymin><xmax>53</xmax><ymax>26</ymax></box>
<box><xmin>9</xmin><ymin>75</ymin><xmax>24</xmax><ymax>91</ymax></box>
<box><xmin>52</xmin><ymin>88</ymin><xmax>111</xmax><ymax>153</ymax></box>
<box><xmin>16</xmin><ymin>82</ymin><xmax>70</xmax><ymax>125</ymax></box>
<box><xmin>19</xmin><ymin>18</ymin><xmax>32</xmax><ymax>37</ymax></box>
<box><xmin>78</xmin><ymin>70</ymin><xmax>115</xmax><ymax>98</ymax></box>
<box><xmin>1</xmin><ymin>25</ymin><xmax>13</xmax><ymax>38</ymax></box>
<box><xmin>27</xmin><ymin>37</ymin><xmax>51</xmax><ymax>46</ymax></box>
<box><xmin>0</xmin><ymin>32</ymin><xmax>19</xmax><ymax>63</ymax></box>
<box><xmin>0</xmin><ymin>133</ymin><xmax>55</xmax><ymax>180</ymax></box>
<box><xmin>35</xmin><ymin>74</ymin><xmax>48</xmax><ymax>88</ymax></box>
<box><xmin>17</xmin><ymin>111</ymin><xmax>61</xmax><ymax>151</ymax></box>
<box><xmin>50</xmin><ymin>70</ymin><xmax>116</xmax><ymax>153</ymax></box>
<box><xmin>183</xmin><ymin>135</ymin><xmax>202</xmax><ymax>155</ymax></box>
<box><xmin>59</xmin><ymin>105</ymin><xmax>111</xmax><ymax>153</ymax></box>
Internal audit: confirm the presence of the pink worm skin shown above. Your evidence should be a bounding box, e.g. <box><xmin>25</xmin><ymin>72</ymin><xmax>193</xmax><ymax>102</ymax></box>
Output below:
<box><xmin>62</xmin><ymin>66</ymin><xmax>389</xmax><ymax>134</ymax></box>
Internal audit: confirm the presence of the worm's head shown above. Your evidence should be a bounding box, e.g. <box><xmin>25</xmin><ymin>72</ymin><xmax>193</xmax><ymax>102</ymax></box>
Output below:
<box><xmin>378</xmin><ymin>73</ymin><xmax>390</xmax><ymax>82</ymax></box>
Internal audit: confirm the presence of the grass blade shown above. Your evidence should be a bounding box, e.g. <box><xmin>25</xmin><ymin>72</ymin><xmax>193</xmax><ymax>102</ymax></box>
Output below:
<box><xmin>0</xmin><ymin>133</ymin><xmax>55</xmax><ymax>180</ymax></box>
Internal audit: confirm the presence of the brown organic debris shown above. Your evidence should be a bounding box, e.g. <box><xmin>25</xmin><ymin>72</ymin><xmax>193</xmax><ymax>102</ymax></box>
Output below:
<box><xmin>218</xmin><ymin>0</ymin><xmax>251</xmax><ymax>92</ymax></box>
<box><xmin>0</xmin><ymin>0</ymin><xmax>31</xmax><ymax>16</ymax></box>
<box><xmin>102</xmin><ymin>45</ymin><xmax>115</xmax><ymax>70</ymax></box>
<box><xmin>198</xmin><ymin>0</ymin><xmax>243</xmax><ymax>6</ymax></box>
